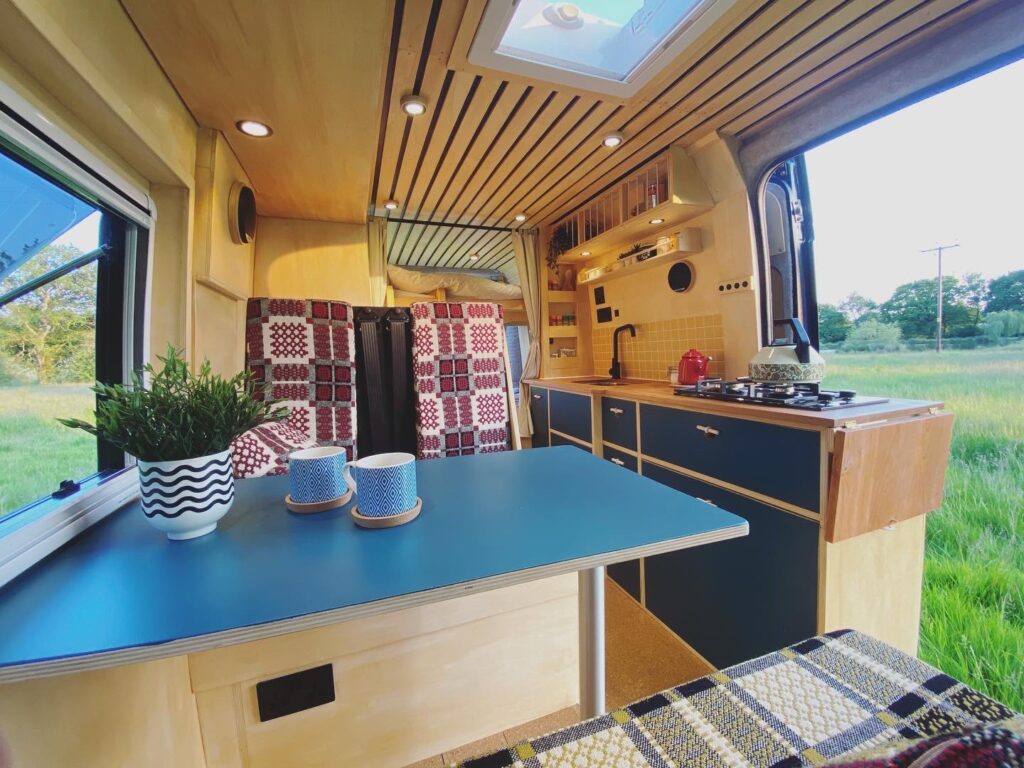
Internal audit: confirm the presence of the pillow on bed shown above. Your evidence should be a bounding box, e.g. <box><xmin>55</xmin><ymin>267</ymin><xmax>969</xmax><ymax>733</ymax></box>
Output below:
<box><xmin>388</xmin><ymin>265</ymin><xmax>521</xmax><ymax>300</ymax></box>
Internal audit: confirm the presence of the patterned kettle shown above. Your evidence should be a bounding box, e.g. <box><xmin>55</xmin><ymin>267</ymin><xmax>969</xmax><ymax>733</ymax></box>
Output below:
<box><xmin>678</xmin><ymin>348</ymin><xmax>711</xmax><ymax>385</ymax></box>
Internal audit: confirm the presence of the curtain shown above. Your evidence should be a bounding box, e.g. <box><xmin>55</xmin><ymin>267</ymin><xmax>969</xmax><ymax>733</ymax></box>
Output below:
<box><xmin>367</xmin><ymin>216</ymin><xmax>388</xmax><ymax>305</ymax></box>
<box><xmin>512</xmin><ymin>228</ymin><xmax>541</xmax><ymax>438</ymax></box>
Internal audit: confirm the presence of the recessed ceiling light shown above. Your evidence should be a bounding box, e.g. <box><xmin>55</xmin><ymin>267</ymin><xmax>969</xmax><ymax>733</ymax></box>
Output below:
<box><xmin>649</xmin><ymin>218</ymin><xmax>665</xmax><ymax>225</ymax></box>
<box><xmin>468</xmin><ymin>254</ymin><xmax>479</xmax><ymax>261</ymax></box>
<box><xmin>581</xmin><ymin>251</ymin><xmax>591</xmax><ymax>257</ymax></box>
<box><xmin>401</xmin><ymin>94</ymin><xmax>428</xmax><ymax>116</ymax></box>
<box><xmin>383</xmin><ymin>200</ymin><xmax>399</xmax><ymax>210</ymax></box>
<box><xmin>514</xmin><ymin>213</ymin><xmax>527</xmax><ymax>222</ymax></box>
<box><xmin>602</xmin><ymin>131</ymin><xmax>624</xmax><ymax>148</ymax></box>
<box><xmin>236</xmin><ymin>120</ymin><xmax>272</xmax><ymax>137</ymax></box>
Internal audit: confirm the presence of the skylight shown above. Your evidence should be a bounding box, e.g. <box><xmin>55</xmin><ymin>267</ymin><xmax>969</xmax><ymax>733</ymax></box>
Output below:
<box><xmin>495</xmin><ymin>1</ymin><xmax>709</xmax><ymax>83</ymax></box>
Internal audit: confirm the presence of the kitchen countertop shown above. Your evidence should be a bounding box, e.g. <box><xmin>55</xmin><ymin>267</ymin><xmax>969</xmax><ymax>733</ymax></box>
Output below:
<box><xmin>525</xmin><ymin>377</ymin><xmax>943</xmax><ymax>429</ymax></box>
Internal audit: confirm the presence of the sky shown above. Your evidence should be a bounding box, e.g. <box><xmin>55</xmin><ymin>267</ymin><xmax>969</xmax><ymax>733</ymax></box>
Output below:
<box><xmin>804</xmin><ymin>57</ymin><xmax>1024</xmax><ymax>306</ymax></box>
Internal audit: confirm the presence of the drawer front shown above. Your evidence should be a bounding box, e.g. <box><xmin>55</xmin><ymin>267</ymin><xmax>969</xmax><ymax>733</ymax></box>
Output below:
<box><xmin>550</xmin><ymin>390</ymin><xmax>592</xmax><ymax>444</ymax></box>
<box><xmin>640</xmin><ymin>404</ymin><xmax>820</xmax><ymax>511</ymax></box>
<box><xmin>642</xmin><ymin>462</ymin><xmax>819</xmax><ymax>668</ymax></box>
<box><xmin>602</xmin><ymin>444</ymin><xmax>638</xmax><ymax>472</ymax></box>
<box><xmin>529</xmin><ymin>387</ymin><xmax>549</xmax><ymax>447</ymax></box>
<box><xmin>550</xmin><ymin>432</ymin><xmax>588</xmax><ymax>451</ymax></box>
<box><xmin>603</xmin><ymin>444</ymin><xmax>641</xmax><ymax>600</ymax></box>
<box><xmin>601</xmin><ymin>397</ymin><xmax>637</xmax><ymax>451</ymax></box>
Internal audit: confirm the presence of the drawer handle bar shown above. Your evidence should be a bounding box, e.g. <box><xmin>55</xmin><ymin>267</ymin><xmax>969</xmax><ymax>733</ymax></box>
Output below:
<box><xmin>696</xmin><ymin>424</ymin><xmax>720</xmax><ymax>438</ymax></box>
<box><xmin>608</xmin><ymin>407</ymin><xmax>624</xmax><ymax>415</ymax></box>
<box><xmin>610</xmin><ymin>458</ymin><xmax>625</xmax><ymax>466</ymax></box>
<box><xmin>532</xmin><ymin>394</ymin><xmax>542</xmax><ymax>400</ymax></box>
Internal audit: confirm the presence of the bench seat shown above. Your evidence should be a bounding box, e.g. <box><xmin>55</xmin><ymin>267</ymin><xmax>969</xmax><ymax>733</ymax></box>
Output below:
<box><xmin>457</xmin><ymin>629</ymin><xmax>1018</xmax><ymax>767</ymax></box>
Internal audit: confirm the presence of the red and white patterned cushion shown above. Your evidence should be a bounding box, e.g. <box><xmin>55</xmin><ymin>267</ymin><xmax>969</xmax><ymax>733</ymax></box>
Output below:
<box><xmin>231</xmin><ymin>297</ymin><xmax>357</xmax><ymax>478</ymax></box>
<box><xmin>411</xmin><ymin>302</ymin><xmax>510</xmax><ymax>460</ymax></box>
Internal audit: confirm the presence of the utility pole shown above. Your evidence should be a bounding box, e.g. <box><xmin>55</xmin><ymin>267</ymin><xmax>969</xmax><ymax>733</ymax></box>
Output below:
<box><xmin>920</xmin><ymin>243</ymin><xmax>959</xmax><ymax>352</ymax></box>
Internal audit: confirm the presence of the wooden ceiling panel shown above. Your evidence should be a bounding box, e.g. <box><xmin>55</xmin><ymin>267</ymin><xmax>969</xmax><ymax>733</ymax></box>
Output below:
<box><xmin>121</xmin><ymin>0</ymin><xmax>393</xmax><ymax>222</ymax></box>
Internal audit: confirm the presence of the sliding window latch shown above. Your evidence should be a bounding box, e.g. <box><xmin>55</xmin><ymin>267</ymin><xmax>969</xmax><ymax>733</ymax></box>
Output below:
<box><xmin>51</xmin><ymin>479</ymin><xmax>81</xmax><ymax>499</ymax></box>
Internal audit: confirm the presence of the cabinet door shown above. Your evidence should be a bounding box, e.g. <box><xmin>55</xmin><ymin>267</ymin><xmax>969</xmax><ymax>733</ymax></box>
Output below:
<box><xmin>550</xmin><ymin>390</ymin><xmax>592</xmax><ymax>444</ymax></box>
<box><xmin>640</xmin><ymin>404</ymin><xmax>821</xmax><ymax>512</ymax></box>
<box><xmin>602</xmin><ymin>445</ymin><xmax>641</xmax><ymax>601</ymax></box>
<box><xmin>528</xmin><ymin>387</ymin><xmax>549</xmax><ymax>447</ymax></box>
<box><xmin>642</xmin><ymin>462</ymin><xmax>818</xmax><ymax>668</ymax></box>
<box><xmin>550</xmin><ymin>432</ymin><xmax>588</xmax><ymax>451</ymax></box>
<box><xmin>601</xmin><ymin>398</ymin><xmax>637</xmax><ymax>451</ymax></box>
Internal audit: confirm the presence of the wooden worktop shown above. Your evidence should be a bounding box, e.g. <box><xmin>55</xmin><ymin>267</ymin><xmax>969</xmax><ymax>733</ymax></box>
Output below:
<box><xmin>525</xmin><ymin>377</ymin><xmax>943</xmax><ymax>429</ymax></box>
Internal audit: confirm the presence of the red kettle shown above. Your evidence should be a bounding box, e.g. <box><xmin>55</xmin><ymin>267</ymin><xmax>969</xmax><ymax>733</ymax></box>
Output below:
<box><xmin>678</xmin><ymin>348</ymin><xmax>711</xmax><ymax>385</ymax></box>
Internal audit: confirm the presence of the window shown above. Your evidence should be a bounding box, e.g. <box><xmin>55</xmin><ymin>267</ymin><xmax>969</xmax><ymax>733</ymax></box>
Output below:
<box><xmin>0</xmin><ymin>104</ymin><xmax>150</xmax><ymax>581</ymax></box>
<box><xmin>505</xmin><ymin>325</ymin><xmax>529</xmax><ymax>405</ymax></box>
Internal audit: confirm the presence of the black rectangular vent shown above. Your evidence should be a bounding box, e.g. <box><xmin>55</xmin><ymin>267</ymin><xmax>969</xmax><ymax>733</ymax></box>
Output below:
<box><xmin>256</xmin><ymin>663</ymin><xmax>335</xmax><ymax>722</ymax></box>
<box><xmin>596</xmin><ymin>306</ymin><xmax>613</xmax><ymax>324</ymax></box>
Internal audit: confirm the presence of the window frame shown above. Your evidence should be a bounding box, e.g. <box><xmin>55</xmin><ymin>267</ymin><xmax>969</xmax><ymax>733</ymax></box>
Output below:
<box><xmin>0</xmin><ymin>82</ymin><xmax>154</xmax><ymax>588</ymax></box>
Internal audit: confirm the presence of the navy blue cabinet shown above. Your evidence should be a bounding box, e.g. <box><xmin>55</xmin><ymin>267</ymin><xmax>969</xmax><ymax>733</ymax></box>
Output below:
<box><xmin>550</xmin><ymin>432</ymin><xmax>588</xmax><ymax>450</ymax></box>
<box><xmin>601</xmin><ymin>397</ymin><xmax>637</xmax><ymax>450</ymax></box>
<box><xmin>603</xmin><ymin>445</ymin><xmax>641</xmax><ymax>601</ymax></box>
<box><xmin>550</xmin><ymin>390</ymin><xmax>592</xmax><ymax>444</ymax></box>
<box><xmin>529</xmin><ymin>387</ymin><xmax>549</xmax><ymax>447</ymax></box>
<box><xmin>640</xmin><ymin>404</ymin><xmax>821</xmax><ymax>511</ymax></box>
<box><xmin>642</xmin><ymin>462</ymin><xmax>819</xmax><ymax>668</ymax></box>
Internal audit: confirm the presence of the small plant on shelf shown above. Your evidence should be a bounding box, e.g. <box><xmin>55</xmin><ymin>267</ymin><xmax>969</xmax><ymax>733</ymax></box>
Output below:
<box><xmin>59</xmin><ymin>346</ymin><xmax>286</xmax><ymax>540</ymax></box>
<box><xmin>546</xmin><ymin>222</ymin><xmax>574</xmax><ymax>268</ymax></box>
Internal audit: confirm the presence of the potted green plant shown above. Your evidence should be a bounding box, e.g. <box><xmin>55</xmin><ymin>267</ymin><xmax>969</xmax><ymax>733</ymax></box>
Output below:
<box><xmin>60</xmin><ymin>346</ymin><xmax>285</xmax><ymax>540</ymax></box>
<box><xmin>546</xmin><ymin>222</ymin><xmax>573</xmax><ymax>268</ymax></box>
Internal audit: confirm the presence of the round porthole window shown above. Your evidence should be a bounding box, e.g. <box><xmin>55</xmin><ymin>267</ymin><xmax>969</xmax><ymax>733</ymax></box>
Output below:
<box><xmin>667</xmin><ymin>261</ymin><xmax>694</xmax><ymax>293</ymax></box>
<box><xmin>228</xmin><ymin>182</ymin><xmax>257</xmax><ymax>244</ymax></box>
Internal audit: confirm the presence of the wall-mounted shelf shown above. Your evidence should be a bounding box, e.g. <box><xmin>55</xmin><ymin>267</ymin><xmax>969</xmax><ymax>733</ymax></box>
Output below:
<box><xmin>547</xmin><ymin>326</ymin><xmax>578</xmax><ymax>338</ymax></box>
<box><xmin>578</xmin><ymin>230</ymin><xmax>703</xmax><ymax>287</ymax></box>
<box><xmin>551</xmin><ymin>147</ymin><xmax>712</xmax><ymax>264</ymax></box>
<box><xmin>547</xmin><ymin>290</ymin><xmax>577</xmax><ymax>303</ymax></box>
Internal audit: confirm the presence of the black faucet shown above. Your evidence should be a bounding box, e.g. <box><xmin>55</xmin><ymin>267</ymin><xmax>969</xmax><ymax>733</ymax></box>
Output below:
<box><xmin>609</xmin><ymin>324</ymin><xmax>636</xmax><ymax>380</ymax></box>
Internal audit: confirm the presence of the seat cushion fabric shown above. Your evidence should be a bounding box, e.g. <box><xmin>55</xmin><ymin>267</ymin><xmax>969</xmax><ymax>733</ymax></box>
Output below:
<box><xmin>231</xmin><ymin>298</ymin><xmax>357</xmax><ymax>478</ymax></box>
<box><xmin>457</xmin><ymin>629</ymin><xmax>1019</xmax><ymax>768</ymax></box>
<box><xmin>231</xmin><ymin>421</ymin><xmax>317</xmax><ymax>479</ymax></box>
<box><xmin>411</xmin><ymin>302</ymin><xmax>511</xmax><ymax>459</ymax></box>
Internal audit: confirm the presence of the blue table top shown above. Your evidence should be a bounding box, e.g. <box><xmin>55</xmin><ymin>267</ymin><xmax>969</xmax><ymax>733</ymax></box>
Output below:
<box><xmin>0</xmin><ymin>447</ymin><xmax>747</xmax><ymax>679</ymax></box>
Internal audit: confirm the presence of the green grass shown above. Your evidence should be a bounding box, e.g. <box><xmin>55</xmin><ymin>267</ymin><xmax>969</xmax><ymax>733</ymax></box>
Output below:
<box><xmin>0</xmin><ymin>385</ymin><xmax>96</xmax><ymax>517</ymax></box>
<box><xmin>824</xmin><ymin>343</ymin><xmax>1024</xmax><ymax>710</ymax></box>
<box><xmin>1</xmin><ymin>352</ymin><xmax>1022</xmax><ymax>709</ymax></box>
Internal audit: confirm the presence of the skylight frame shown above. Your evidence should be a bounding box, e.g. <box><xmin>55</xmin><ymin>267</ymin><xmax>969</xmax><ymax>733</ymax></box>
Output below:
<box><xmin>468</xmin><ymin>0</ymin><xmax>738</xmax><ymax>99</ymax></box>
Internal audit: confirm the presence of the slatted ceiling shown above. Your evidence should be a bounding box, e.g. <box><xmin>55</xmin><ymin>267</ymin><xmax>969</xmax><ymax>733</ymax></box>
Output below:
<box><xmin>385</xmin><ymin>221</ymin><xmax>514</xmax><ymax>272</ymax></box>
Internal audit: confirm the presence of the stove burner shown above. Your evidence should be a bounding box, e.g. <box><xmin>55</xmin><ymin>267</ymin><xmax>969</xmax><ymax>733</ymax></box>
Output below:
<box><xmin>675</xmin><ymin>379</ymin><xmax>887</xmax><ymax>411</ymax></box>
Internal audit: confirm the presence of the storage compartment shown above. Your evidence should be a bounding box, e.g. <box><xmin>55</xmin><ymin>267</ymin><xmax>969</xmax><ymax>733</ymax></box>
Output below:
<box><xmin>601</xmin><ymin>397</ymin><xmax>637</xmax><ymax>451</ymax></box>
<box><xmin>550</xmin><ymin>432</ymin><xmax>588</xmax><ymax>451</ymax></box>
<box><xmin>603</xmin><ymin>445</ymin><xmax>641</xmax><ymax>601</ymax></box>
<box><xmin>641</xmin><ymin>462</ymin><xmax>819</xmax><ymax>668</ymax></box>
<box><xmin>528</xmin><ymin>386</ymin><xmax>549</xmax><ymax>447</ymax></box>
<box><xmin>549</xmin><ymin>390</ymin><xmax>592</xmax><ymax>444</ymax></box>
<box><xmin>640</xmin><ymin>404</ymin><xmax>821</xmax><ymax>512</ymax></box>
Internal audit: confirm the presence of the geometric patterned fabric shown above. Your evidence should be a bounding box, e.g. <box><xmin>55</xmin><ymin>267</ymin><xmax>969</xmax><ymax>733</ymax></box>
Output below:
<box><xmin>411</xmin><ymin>302</ymin><xmax>511</xmax><ymax>459</ymax></box>
<box><xmin>230</xmin><ymin>297</ymin><xmax>357</xmax><ymax>478</ymax></box>
<box><xmin>456</xmin><ymin>630</ymin><xmax>1020</xmax><ymax>768</ymax></box>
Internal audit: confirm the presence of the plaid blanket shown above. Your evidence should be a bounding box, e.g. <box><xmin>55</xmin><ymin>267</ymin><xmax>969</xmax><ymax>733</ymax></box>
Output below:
<box><xmin>458</xmin><ymin>630</ymin><xmax>1017</xmax><ymax>768</ymax></box>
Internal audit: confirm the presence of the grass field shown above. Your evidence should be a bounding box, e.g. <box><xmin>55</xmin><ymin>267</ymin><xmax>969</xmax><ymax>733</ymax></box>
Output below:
<box><xmin>1</xmin><ymin>348</ymin><xmax>1021</xmax><ymax>708</ymax></box>
<box><xmin>824</xmin><ymin>343</ymin><xmax>1023</xmax><ymax>710</ymax></box>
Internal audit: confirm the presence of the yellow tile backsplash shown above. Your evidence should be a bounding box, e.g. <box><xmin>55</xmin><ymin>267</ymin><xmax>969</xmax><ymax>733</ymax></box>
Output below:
<box><xmin>591</xmin><ymin>314</ymin><xmax>725</xmax><ymax>381</ymax></box>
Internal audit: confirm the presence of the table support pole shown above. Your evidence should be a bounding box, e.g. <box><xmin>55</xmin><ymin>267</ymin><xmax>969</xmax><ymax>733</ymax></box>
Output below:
<box><xmin>578</xmin><ymin>566</ymin><xmax>606</xmax><ymax>718</ymax></box>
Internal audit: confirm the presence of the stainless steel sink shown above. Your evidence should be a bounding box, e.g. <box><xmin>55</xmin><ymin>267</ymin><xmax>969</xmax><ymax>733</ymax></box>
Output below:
<box><xmin>572</xmin><ymin>377</ymin><xmax>629</xmax><ymax>386</ymax></box>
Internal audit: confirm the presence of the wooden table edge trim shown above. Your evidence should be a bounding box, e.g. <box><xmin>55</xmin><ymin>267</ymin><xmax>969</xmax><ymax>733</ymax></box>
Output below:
<box><xmin>0</xmin><ymin>522</ymin><xmax>749</xmax><ymax>683</ymax></box>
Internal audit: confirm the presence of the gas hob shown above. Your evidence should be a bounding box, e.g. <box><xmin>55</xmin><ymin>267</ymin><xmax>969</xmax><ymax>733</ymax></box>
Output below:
<box><xmin>674</xmin><ymin>379</ymin><xmax>888</xmax><ymax>411</ymax></box>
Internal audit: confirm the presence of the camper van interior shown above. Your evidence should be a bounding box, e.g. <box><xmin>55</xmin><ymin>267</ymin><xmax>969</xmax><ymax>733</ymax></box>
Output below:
<box><xmin>0</xmin><ymin>1</ymin><xmax>1020</xmax><ymax>766</ymax></box>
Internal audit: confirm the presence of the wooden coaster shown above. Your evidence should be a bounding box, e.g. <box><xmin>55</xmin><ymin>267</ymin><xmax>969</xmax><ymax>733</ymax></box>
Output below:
<box><xmin>285</xmin><ymin>487</ymin><xmax>353</xmax><ymax>514</ymax></box>
<box><xmin>351</xmin><ymin>497</ymin><xmax>422</xmax><ymax>529</ymax></box>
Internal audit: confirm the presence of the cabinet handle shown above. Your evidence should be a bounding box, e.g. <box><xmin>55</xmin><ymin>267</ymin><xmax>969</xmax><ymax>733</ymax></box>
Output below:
<box><xmin>608</xmin><ymin>407</ymin><xmax>624</xmax><ymax>415</ymax></box>
<box><xmin>610</xmin><ymin>458</ymin><xmax>625</xmax><ymax>466</ymax></box>
<box><xmin>696</xmin><ymin>424</ymin><xmax>720</xmax><ymax>439</ymax></box>
<box><xmin>532</xmin><ymin>394</ymin><xmax>542</xmax><ymax>400</ymax></box>
<box><xmin>697</xmin><ymin>497</ymin><xmax>717</xmax><ymax>507</ymax></box>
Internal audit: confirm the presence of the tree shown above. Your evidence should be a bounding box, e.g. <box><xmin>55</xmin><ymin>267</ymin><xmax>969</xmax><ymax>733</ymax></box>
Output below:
<box><xmin>879</xmin><ymin>276</ymin><xmax>974</xmax><ymax>339</ymax></box>
<box><xmin>817</xmin><ymin>304</ymin><xmax>851</xmax><ymax>346</ymax></box>
<box><xmin>0</xmin><ymin>244</ymin><xmax>96</xmax><ymax>383</ymax></box>
<box><xmin>842</xmin><ymin>319</ymin><xmax>902</xmax><ymax>352</ymax></box>
<box><xmin>985</xmin><ymin>269</ymin><xmax>1024</xmax><ymax>313</ymax></box>
<box><xmin>838</xmin><ymin>293</ymin><xmax>879</xmax><ymax>324</ymax></box>
<box><xmin>959</xmin><ymin>272</ymin><xmax>987</xmax><ymax>334</ymax></box>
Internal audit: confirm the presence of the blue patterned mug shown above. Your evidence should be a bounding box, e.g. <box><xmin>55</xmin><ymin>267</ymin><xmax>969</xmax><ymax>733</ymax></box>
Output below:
<box><xmin>343</xmin><ymin>452</ymin><xmax>417</xmax><ymax>517</ymax></box>
<box><xmin>288</xmin><ymin>447</ymin><xmax>349</xmax><ymax>504</ymax></box>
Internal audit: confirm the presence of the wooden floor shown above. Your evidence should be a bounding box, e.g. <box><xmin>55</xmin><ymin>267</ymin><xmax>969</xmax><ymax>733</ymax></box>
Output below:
<box><xmin>404</xmin><ymin>577</ymin><xmax>712</xmax><ymax>767</ymax></box>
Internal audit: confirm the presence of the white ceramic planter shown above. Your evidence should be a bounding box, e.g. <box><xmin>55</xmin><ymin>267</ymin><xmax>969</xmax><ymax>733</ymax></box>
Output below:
<box><xmin>137</xmin><ymin>449</ymin><xmax>235</xmax><ymax>540</ymax></box>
